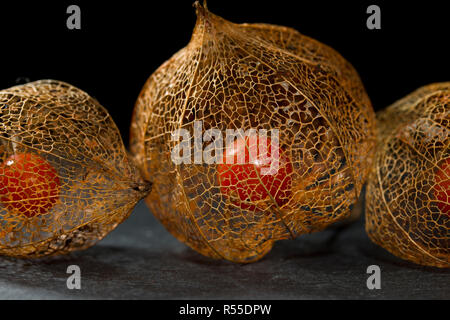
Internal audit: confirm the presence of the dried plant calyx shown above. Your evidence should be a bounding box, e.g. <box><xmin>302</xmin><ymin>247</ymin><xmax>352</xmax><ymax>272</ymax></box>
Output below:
<box><xmin>131</xmin><ymin>3</ymin><xmax>376</xmax><ymax>262</ymax></box>
<box><xmin>0</xmin><ymin>80</ymin><xmax>152</xmax><ymax>258</ymax></box>
<box><xmin>365</xmin><ymin>82</ymin><xmax>450</xmax><ymax>268</ymax></box>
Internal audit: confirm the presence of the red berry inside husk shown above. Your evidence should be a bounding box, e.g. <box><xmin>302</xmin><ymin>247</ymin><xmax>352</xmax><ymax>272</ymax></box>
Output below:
<box><xmin>434</xmin><ymin>158</ymin><xmax>450</xmax><ymax>215</ymax></box>
<box><xmin>217</xmin><ymin>136</ymin><xmax>293</xmax><ymax>211</ymax></box>
<box><xmin>0</xmin><ymin>153</ymin><xmax>61</xmax><ymax>218</ymax></box>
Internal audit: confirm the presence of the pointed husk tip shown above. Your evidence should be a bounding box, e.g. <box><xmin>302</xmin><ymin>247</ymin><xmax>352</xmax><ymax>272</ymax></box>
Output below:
<box><xmin>193</xmin><ymin>0</ymin><xmax>210</xmax><ymax>20</ymax></box>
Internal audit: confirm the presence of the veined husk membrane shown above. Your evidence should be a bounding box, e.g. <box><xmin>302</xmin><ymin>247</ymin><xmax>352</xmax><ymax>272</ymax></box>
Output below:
<box><xmin>130</xmin><ymin>2</ymin><xmax>376</xmax><ymax>262</ymax></box>
<box><xmin>366</xmin><ymin>83</ymin><xmax>450</xmax><ymax>268</ymax></box>
<box><xmin>0</xmin><ymin>80</ymin><xmax>151</xmax><ymax>258</ymax></box>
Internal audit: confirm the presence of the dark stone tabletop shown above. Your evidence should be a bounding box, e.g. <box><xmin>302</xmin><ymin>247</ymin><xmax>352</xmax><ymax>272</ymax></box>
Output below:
<box><xmin>0</xmin><ymin>201</ymin><xmax>448</xmax><ymax>300</ymax></box>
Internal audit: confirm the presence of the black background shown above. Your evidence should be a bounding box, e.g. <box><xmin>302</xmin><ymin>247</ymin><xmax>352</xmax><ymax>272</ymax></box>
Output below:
<box><xmin>1</xmin><ymin>0</ymin><xmax>449</xmax><ymax>146</ymax></box>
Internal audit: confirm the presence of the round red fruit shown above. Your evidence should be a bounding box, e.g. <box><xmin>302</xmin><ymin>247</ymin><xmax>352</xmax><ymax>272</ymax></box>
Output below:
<box><xmin>434</xmin><ymin>157</ymin><xmax>450</xmax><ymax>215</ymax></box>
<box><xmin>0</xmin><ymin>153</ymin><xmax>61</xmax><ymax>218</ymax></box>
<box><xmin>217</xmin><ymin>136</ymin><xmax>293</xmax><ymax>211</ymax></box>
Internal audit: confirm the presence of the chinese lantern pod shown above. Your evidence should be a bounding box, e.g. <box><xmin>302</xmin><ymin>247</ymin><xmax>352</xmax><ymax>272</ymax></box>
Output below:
<box><xmin>365</xmin><ymin>82</ymin><xmax>450</xmax><ymax>268</ymax></box>
<box><xmin>130</xmin><ymin>2</ymin><xmax>376</xmax><ymax>262</ymax></box>
<box><xmin>0</xmin><ymin>80</ymin><xmax>151</xmax><ymax>258</ymax></box>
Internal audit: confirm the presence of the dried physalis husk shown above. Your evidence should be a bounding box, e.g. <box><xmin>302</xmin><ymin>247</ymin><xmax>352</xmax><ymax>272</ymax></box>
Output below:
<box><xmin>366</xmin><ymin>82</ymin><xmax>450</xmax><ymax>268</ymax></box>
<box><xmin>130</xmin><ymin>2</ymin><xmax>376</xmax><ymax>262</ymax></box>
<box><xmin>0</xmin><ymin>80</ymin><xmax>151</xmax><ymax>258</ymax></box>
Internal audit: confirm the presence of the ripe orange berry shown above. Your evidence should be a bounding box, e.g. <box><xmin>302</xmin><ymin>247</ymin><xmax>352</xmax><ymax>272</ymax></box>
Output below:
<box><xmin>217</xmin><ymin>136</ymin><xmax>293</xmax><ymax>211</ymax></box>
<box><xmin>434</xmin><ymin>158</ymin><xmax>450</xmax><ymax>215</ymax></box>
<box><xmin>0</xmin><ymin>153</ymin><xmax>60</xmax><ymax>218</ymax></box>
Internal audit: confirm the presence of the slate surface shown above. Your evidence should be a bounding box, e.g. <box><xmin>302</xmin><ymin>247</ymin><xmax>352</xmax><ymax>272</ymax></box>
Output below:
<box><xmin>0</xmin><ymin>201</ymin><xmax>448</xmax><ymax>300</ymax></box>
